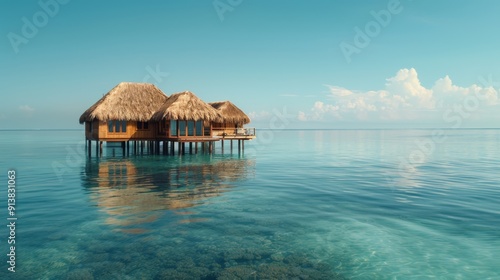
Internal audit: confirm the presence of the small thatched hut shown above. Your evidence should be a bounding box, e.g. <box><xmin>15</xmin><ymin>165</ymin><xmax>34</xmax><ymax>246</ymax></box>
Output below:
<box><xmin>79</xmin><ymin>82</ymin><xmax>168</xmax><ymax>141</ymax></box>
<box><xmin>209</xmin><ymin>101</ymin><xmax>253</xmax><ymax>137</ymax></box>
<box><xmin>152</xmin><ymin>91</ymin><xmax>223</xmax><ymax>138</ymax></box>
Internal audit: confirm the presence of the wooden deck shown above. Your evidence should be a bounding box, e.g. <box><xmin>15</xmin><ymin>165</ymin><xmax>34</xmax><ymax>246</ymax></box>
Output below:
<box><xmin>165</xmin><ymin>136</ymin><xmax>220</xmax><ymax>143</ymax></box>
<box><xmin>220</xmin><ymin>135</ymin><xmax>256</xmax><ymax>140</ymax></box>
<box><xmin>85</xmin><ymin>127</ymin><xmax>256</xmax><ymax>157</ymax></box>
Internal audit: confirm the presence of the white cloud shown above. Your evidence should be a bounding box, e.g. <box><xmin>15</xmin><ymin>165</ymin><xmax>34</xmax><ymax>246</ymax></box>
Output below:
<box><xmin>297</xmin><ymin>111</ymin><xmax>307</xmax><ymax>121</ymax></box>
<box><xmin>19</xmin><ymin>105</ymin><xmax>35</xmax><ymax>113</ymax></box>
<box><xmin>324</xmin><ymin>85</ymin><xmax>354</xmax><ymax>97</ymax></box>
<box><xmin>300</xmin><ymin>68</ymin><xmax>499</xmax><ymax>123</ymax></box>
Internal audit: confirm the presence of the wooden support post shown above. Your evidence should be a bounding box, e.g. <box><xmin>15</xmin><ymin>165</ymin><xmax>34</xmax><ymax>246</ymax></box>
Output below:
<box><xmin>238</xmin><ymin>140</ymin><xmax>241</xmax><ymax>153</ymax></box>
<box><xmin>178</xmin><ymin>142</ymin><xmax>181</xmax><ymax>155</ymax></box>
<box><xmin>230</xmin><ymin>140</ymin><xmax>233</xmax><ymax>154</ymax></box>
<box><xmin>189</xmin><ymin>142</ymin><xmax>193</xmax><ymax>154</ymax></box>
<box><xmin>209</xmin><ymin>141</ymin><xmax>213</xmax><ymax>153</ymax></box>
<box><xmin>242</xmin><ymin>140</ymin><xmax>244</xmax><ymax>152</ymax></box>
<box><xmin>221</xmin><ymin>139</ymin><xmax>224</xmax><ymax>153</ymax></box>
<box><xmin>99</xmin><ymin>141</ymin><xmax>103</xmax><ymax>157</ymax></box>
<box><xmin>88</xmin><ymin>140</ymin><xmax>91</xmax><ymax>157</ymax></box>
<box><xmin>141</xmin><ymin>141</ymin><xmax>144</xmax><ymax>154</ymax></box>
<box><xmin>122</xmin><ymin>141</ymin><xmax>125</xmax><ymax>155</ymax></box>
<box><xmin>195</xmin><ymin>142</ymin><xmax>198</xmax><ymax>154</ymax></box>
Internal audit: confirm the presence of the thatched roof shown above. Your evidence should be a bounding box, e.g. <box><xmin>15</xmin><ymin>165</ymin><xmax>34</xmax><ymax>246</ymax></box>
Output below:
<box><xmin>209</xmin><ymin>101</ymin><xmax>250</xmax><ymax>124</ymax></box>
<box><xmin>79</xmin><ymin>82</ymin><xmax>168</xmax><ymax>124</ymax></box>
<box><xmin>151</xmin><ymin>91</ymin><xmax>223</xmax><ymax>122</ymax></box>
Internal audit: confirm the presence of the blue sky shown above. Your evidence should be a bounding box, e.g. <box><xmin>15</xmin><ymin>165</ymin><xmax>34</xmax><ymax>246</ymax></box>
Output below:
<box><xmin>1</xmin><ymin>0</ymin><xmax>500</xmax><ymax>129</ymax></box>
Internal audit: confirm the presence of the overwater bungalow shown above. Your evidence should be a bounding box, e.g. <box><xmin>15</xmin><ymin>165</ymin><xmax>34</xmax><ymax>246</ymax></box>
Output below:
<box><xmin>79</xmin><ymin>82</ymin><xmax>168</xmax><ymax>142</ymax></box>
<box><xmin>151</xmin><ymin>91</ymin><xmax>222</xmax><ymax>141</ymax></box>
<box><xmin>80</xmin><ymin>83</ymin><xmax>255</xmax><ymax>156</ymax></box>
<box><xmin>151</xmin><ymin>91</ymin><xmax>225</xmax><ymax>154</ymax></box>
<box><xmin>209</xmin><ymin>101</ymin><xmax>256</xmax><ymax>139</ymax></box>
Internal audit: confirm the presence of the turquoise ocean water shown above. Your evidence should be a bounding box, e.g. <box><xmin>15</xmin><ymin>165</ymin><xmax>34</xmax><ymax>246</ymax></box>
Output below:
<box><xmin>0</xmin><ymin>129</ymin><xmax>499</xmax><ymax>279</ymax></box>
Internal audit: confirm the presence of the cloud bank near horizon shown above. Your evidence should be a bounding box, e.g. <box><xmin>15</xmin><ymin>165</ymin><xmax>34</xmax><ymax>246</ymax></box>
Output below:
<box><xmin>298</xmin><ymin>68</ymin><xmax>499</xmax><ymax>125</ymax></box>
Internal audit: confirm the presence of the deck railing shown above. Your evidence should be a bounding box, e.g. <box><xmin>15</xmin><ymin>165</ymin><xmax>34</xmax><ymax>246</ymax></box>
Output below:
<box><xmin>238</xmin><ymin>127</ymin><xmax>256</xmax><ymax>136</ymax></box>
<box><xmin>212</xmin><ymin>127</ymin><xmax>256</xmax><ymax>137</ymax></box>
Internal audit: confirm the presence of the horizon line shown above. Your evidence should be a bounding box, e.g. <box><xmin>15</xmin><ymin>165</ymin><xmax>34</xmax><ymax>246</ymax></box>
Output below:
<box><xmin>1</xmin><ymin>128</ymin><xmax>500</xmax><ymax>132</ymax></box>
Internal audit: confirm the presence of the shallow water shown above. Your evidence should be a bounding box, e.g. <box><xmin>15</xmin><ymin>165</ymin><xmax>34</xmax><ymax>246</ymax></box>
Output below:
<box><xmin>0</xmin><ymin>129</ymin><xmax>499</xmax><ymax>279</ymax></box>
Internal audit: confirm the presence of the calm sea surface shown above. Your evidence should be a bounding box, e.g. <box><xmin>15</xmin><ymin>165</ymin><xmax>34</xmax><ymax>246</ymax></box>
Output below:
<box><xmin>0</xmin><ymin>129</ymin><xmax>499</xmax><ymax>279</ymax></box>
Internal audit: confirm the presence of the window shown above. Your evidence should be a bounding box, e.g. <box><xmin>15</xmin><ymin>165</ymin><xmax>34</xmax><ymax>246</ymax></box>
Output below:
<box><xmin>196</xmin><ymin>121</ymin><xmax>203</xmax><ymax>136</ymax></box>
<box><xmin>107</xmin><ymin>121</ymin><xmax>127</xmax><ymax>133</ymax></box>
<box><xmin>170</xmin><ymin>120</ymin><xmax>177</xmax><ymax>136</ymax></box>
<box><xmin>108</xmin><ymin>121</ymin><xmax>113</xmax><ymax>132</ymax></box>
<box><xmin>137</xmin><ymin>121</ymin><xmax>149</xmax><ymax>130</ymax></box>
<box><xmin>187</xmin><ymin>121</ymin><xmax>194</xmax><ymax>136</ymax></box>
<box><xmin>179</xmin><ymin>121</ymin><xmax>186</xmax><ymax>136</ymax></box>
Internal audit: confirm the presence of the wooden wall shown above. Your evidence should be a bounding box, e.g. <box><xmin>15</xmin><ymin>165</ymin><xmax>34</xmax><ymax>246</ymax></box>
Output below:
<box><xmin>85</xmin><ymin>120</ymin><xmax>158</xmax><ymax>141</ymax></box>
<box><xmin>212</xmin><ymin>122</ymin><xmax>238</xmax><ymax>136</ymax></box>
<box><xmin>85</xmin><ymin>120</ymin><xmax>218</xmax><ymax>141</ymax></box>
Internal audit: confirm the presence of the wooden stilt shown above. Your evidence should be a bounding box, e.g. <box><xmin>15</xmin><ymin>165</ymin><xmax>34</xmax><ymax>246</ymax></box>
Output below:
<box><xmin>99</xmin><ymin>141</ymin><xmax>103</xmax><ymax>157</ymax></box>
<box><xmin>195</xmin><ymin>142</ymin><xmax>198</xmax><ymax>154</ymax></box>
<box><xmin>189</xmin><ymin>142</ymin><xmax>193</xmax><ymax>154</ymax></box>
<box><xmin>170</xmin><ymin>141</ymin><xmax>174</xmax><ymax>155</ymax></box>
<box><xmin>178</xmin><ymin>142</ymin><xmax>182</xmax><ymax>155</ymax></box>
<box><xmin>122</xmin><ymin>141</ymin><xmax>125</xmax><ymax>155</ymax></box>
<box><xmin>230</xmin><ymin>140</ymin><xmax>233</xmax><ymax>154</ymax></box>
<box><xmin>88</xmin><ymin>140</ymin><xmax>91</xmax><ymax>157</ymax></box>
<box><xmin>221</xmin><ymin>139</ymin><xmax>224</xmax><ymax>153</ymax></box>
<box><xmin>242</xmin><ymin>140</ymin><xmax>244</xmax><ymax>152</ymax></box>
<box><xmin>238</xmin><ymin>140</ymin><xmax>241</xmax><ymax>153</ymax></box>
<box><xmin>141</xmin><ymin>141</ymin><xmax>144</xmax><ymax>154</ymax></box>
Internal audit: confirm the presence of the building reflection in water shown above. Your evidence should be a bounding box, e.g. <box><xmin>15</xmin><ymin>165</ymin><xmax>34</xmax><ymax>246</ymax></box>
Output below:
<box><xmin>82</xmin><ymin>156</ymin><xmax>255</xmax><ymax>233</ymax></box>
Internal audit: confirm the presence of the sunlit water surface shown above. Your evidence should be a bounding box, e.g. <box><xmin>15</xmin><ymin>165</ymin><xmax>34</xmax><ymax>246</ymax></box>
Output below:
<box><xmin>0</xmin><ymin>129</ymin><xmax>499</xmax><ymax>279</ymax></box>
